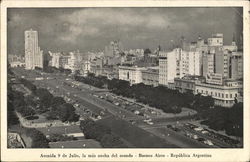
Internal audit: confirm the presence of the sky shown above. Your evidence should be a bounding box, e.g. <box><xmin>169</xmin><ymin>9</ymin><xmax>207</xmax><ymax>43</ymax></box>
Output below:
<box><xmin>7</xmin><ymin>7</ymin><xmax>243</xmax><ymax>55</ymax></box>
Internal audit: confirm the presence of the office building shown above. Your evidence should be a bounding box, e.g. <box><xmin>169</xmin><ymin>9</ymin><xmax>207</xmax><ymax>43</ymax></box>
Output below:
<box><xmin>141</xmin><ymin>67</ymin><xmax>159</xmax><ymax>87</ymax></box>
<box><xmin>24</xmin><ymin>29</ymin><xmax>43</xmax><ymax>69</ymax></box>
<box><xmin>159</xmin><ymin>50</ymin><xmax>179</xmax><ymax>86</ymax></box>
<box><xmin>118</xmin><ymin>66</ymin><xmax>146</xmax><ymax>84</ymax></box>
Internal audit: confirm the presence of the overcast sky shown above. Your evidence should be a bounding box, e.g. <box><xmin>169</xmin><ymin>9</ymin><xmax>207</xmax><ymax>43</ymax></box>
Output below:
<box><xmin>7</xmin><ymin>7</ymin><xmax>243</xmax><ymax>55</ymax></box>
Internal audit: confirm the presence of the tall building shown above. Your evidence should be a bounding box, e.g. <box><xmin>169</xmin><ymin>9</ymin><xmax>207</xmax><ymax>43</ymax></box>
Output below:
<box><xmin>179</xmin><ymin>50</ymin><xmax>201</xmax><ymax>77</ymax></box>
<box><xmin>214</xmin><ymin>49</ymin><xmax>229</xmax><ymax>78</ymax></box>
<box><xmin>49</xmin><ymin>52</ymin><xmax>61</xmax><ymax>68</ymax></box>
<box><xmin>159</xmin><ymin>49</ymin><xmax>179</xmax><ymax>86</ymax></box>
<box><xmin>202</xmin><ymin>53</ymin><xmax>215</xmax><ymax>77</ymax></box>
<box><xmin>25</xmin><ymin>29</ymin><xmax>43</xmax><ymax>69</ymax></box>
<box><xmin>229</xmin><ymin>52</ymin><xmax>243</xmax><ymax>79</ymax></box>
<box><xmin>65</xmin><ymin>51</ymin><xmax>83</xmax><ymax>72</ymax></box>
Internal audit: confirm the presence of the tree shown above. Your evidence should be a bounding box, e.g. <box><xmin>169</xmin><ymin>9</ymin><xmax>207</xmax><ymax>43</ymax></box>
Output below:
<box><xmin>100</xmin><ymin>134</ymin><xmax>127</xmax><ymax>148</ymax></box>
<box><xmin>26</xmin><ymin>128</ymin><xmax>49</xmax><ymax>148</ymax></box>
<box><xmin>57</xmin><ymin>103</ymin><xmax>79</xmax><ymax>122</ymax></box>
<box><xmin>51</xmin><ymin>96</ymin><xmax>66</xmax><ymax>108</ymax></box>
<box><xmin>35</xmin><ymin>88</ymin><xmax>53</xmax><ymax>109</ymax></box>
<box><xmin>7</xmin><ymin>101</ymin><xmax>19</xmax><ymax>126</ymax></box>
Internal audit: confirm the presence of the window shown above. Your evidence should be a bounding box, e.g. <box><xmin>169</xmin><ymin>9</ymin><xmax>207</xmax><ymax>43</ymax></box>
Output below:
<box><xmin>235</xmin><ymin>94</ymin><xmax>238</xmax><ymax>97</ymax></box>
<box><xmin>230</xmin><ymin>94</ymin><xmax>232</xmax><ymax>98</ymax></box>
<box><xmin>211</xmin><ymin>92</ymin><xmax>213</xmax><ymax>96</ymax></box>
<box><xmin>215</xmin><ymin>92</ymin><xmax>217</xmax><ymax>96</ymax></box>
<box><xmin>218</xmin><ymin>93</ymin><xmax>220</xmax><ymax>97</ymax></box>
<box><xmin>226</xmin><ymin>94</ymin><xmax>228</xmax><ymax>98</ymax></box>
<box><xmin>222</xmin><ymin>94</ymin><xmax>224</xmax><ymax>98</ymax></box>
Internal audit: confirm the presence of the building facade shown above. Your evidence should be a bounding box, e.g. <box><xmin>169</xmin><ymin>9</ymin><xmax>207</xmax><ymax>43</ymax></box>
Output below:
<box><xmin>174</xmin><ymin>76</ymin><xmax>205</xmax><ymax>93</ymax></box>
<box><xmin>195</xmin><ymin>81</ymin><xmax>240</xmax><ymax>107</ymax></box>
<box><xmin>118</xmin><ymin>66</ymin><xmax>146</xmax><ymax>84</ymax></box>
<box><xmin>141</xmin><ymin>67</ymin><xmax>159</xmax><ymax>87</ymax></box>
<box><xmin>229</xmin><ymin>52</ymin><xmax>243</xmax><ymax>79</ymax></box>
<box><xmin>25</xmin><ymin>29</ymin><xmax>43</xmax><ymax>69</ymax></box>
<box><xmin>159</xmin><ymin>50</ymin><xmax>178</xmax><ymax>86</ymax></box>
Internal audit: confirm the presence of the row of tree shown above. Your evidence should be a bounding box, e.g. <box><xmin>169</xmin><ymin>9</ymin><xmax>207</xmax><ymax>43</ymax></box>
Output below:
<box><xmin>7</xmin><ymin>86</ymin><xmax>20</xmax><ymax>126</ymax></box>
<box><xmin>35</xmin><ymin>66</ymin><xmax>72</xmax><ymax>75</ymax></box>
<box><xmin>25</xmin><ymin>128</ymin><xmax>50</xmax><ymax>148</ymax></box>
<box><xmin>8</xmin><ymin>86</ymin><xmax>36</xmax><ymax>118</ymax></box>
<box><xmin>75</xmin><ymin>74</ymin><xmax>107</xmax><ymax>89</ymax></box>
<box><xmin>47</xmin><ymin>133</ymin><xmax>77</xmax><ymax>142</ymax></box>
<box><xmin>200</xmin><ymin>103</ymin><xmax>243</xmax><ymax>137</ymax></box>
<box><xmin>19</xmin><ymin>78</ymin><xmax>79</xmax><ymax>122</ymax></box>
<box><xmin>80</xmin><ymin>119</ymin><xmax>127</xmax><ymax>148</ymax></box>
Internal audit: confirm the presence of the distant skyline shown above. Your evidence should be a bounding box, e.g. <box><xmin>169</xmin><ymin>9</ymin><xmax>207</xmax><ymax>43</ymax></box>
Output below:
<box><xmin>7</xmin><ymin>7</ymin><xmax>243</xmax><ymax>55</ymax></box>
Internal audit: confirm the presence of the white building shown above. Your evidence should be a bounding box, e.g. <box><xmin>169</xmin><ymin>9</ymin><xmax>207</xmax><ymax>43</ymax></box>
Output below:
<box><xmin>66</xmin><ymin>51</ymin><xmax>82</xmax><ymax>72</ymax></box>
<box><xmin>159</xmin><ymin>49</ymin><xmax>178</xmax><ymax>86</ymax></box>
<box><xmin>81</xmin><ymin>60</ymin><xmax>91</xmax><ymax>76</ymax></box>
<box><xmin>159</xmin><ymin>48</ymin><xmax>201</xmax><ymax>87</ymax></box>
<box><xmin>179</xmin><ymin>50</ymin><xmax>201</xmax><ymax>77</ymax></box>
<box><xmin>49</xmin><ymin>52</ymin><xmax>61</xmax><ymax>68</ymax></box>
<box><xmin>118</xmin><ymin>66</ymin><xmax>146</xmax><ymax>84</ymax></box>
<box><xmin>24</xmin><ymin>29</ymin><xmax>43</xmax><ymax>69</ymax></box>
<box><xmin>195</xmin><ymin>80</ymin><xmax>241</xmax><ymax>107</ymax></box>
<box><xmin>202</xmin><ymin>53</ymin><xmax>215</xmax><ymax>77</ymax></box>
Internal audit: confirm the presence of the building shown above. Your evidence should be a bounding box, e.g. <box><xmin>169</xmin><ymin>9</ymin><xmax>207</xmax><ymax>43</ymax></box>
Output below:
<box><xmin>214</xmin><ymin>49</ymin><xmax>229</xmax><ymax>78</ymax></box>
<box><xmin>141</xmin><ymin>67</ymin><xmax>159</xmax><ymax>87</ymax></box>
<box><xmin>89</xmin><ymin>58</ymin><xmax>103</xmax><ymax>76</ymax></box>
<box><xmin>104</xmin><ymin>40</ymin><xmax>123</xmax><ymax>57</ymax></box>
<box><xmin>81</xmin><ymin>60</ymin><xmax>91</xmax><ymax>76</ymax></box>
<box><xmin>66</xmin><ymin>51</ymin><xmax>82</xmax><ymax>72</ymax></box>
<box><xmin>49</xmin><ymin>52</ymin><xmax>61</xmax><ymax>68</ymax></box>
<box><xmin>179</xmin><ymin>50</ymin><xmax>201</xmax><ymax>77</ymax></box>
<box><xmin>207</xmin><ymin>33</ymin><xmax>223</xmax><ymax>46</ymax></box>
<box><xmin>101</xmin><ymin>65</ymin><xmax>119</xmax><ymax>80</ymax></box>
<box><xmin>118</xmin><ymin>66</ymin><xmax>146</xmax><ymax>84</ymax></box>
<box><xmin>159</xmin><ymin>49</ymin><xmax>179</xmax><ymax>86</ymax></box>
<box><xmin>202</xmin><ymin>53</ymin><xmax>215</xmax><ymax>77</ymax></box>
<box><xmin>223</xmin><ymin>39</ymin><xmax>238</xmax><ymax>52</ymax></box>
<box><xmin>60</xmin><ymin>55</ymin><xmax>70</xmax><ymax>69</ymax></box>
<box><xmin>8</xmin><ymin>54</ymin><xmax>25</xmax><ymax>67</ymax></box>
<box><xmin>24</xmin><ymin>29</ymin><xmax>43</xmax><ymax>69</ymax></box>
<box><xmin>174</xmin><ymin>75</ymin><xmax>205</xmax><ymax>93</ymax></box>
<box><xmin>195</xmin><ymin>80</ymin><xmax>241</xmax><ymax>107</ymax></box>
<box><xmin>229</xmin><ymin>52</ymin><xmax>243</xmax><ymax>79</ymax></box>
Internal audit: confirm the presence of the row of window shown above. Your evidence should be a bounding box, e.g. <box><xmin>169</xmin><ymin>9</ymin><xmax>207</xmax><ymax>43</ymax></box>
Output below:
<box><xmin>197</xmin><ymin>89</ymin><xmax>237</xmax><ymax>98</ymax></box>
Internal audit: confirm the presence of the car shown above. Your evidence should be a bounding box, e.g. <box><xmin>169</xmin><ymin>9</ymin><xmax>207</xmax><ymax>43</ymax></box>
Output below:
<box><xmin>193</xmin><ymin>135</ymin><xmax>198</xmax><ymax>140</ymax></box>
<box><xmin>147</xmin><ymin>122</ymin><xmax>154</xmax><ymax>125</ymax></box>
<box><xmin>114</xmin><ymin>102</ymin><xmax>120</xmax><ymax>106</ymax></box>
<box><xmin>201</xmin><ymin>130</ymin><xmax>209</xmax><ymax>134</ymax></box>
<box><xmin>204</xmin><ymin>140</ymin><xmax>214</xmax><ymax>146</ymax></box>
<box><xmin>194</xmin><ymin>127</ymin><xmax>204</xmax><ymax>131</ymax></box>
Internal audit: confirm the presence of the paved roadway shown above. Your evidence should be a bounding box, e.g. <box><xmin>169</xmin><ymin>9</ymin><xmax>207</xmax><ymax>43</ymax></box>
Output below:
<box><xmin>12</xmin><ymin>68</ymin><xmax>217</xmax><ymax>148</ymax></box>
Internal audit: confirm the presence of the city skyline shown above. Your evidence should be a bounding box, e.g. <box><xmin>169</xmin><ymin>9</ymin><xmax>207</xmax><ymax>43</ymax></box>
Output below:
<box><xmin>7</xmin><ymin>7</ymin><xmax>242</xmax><ymax>55</ymax></box>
